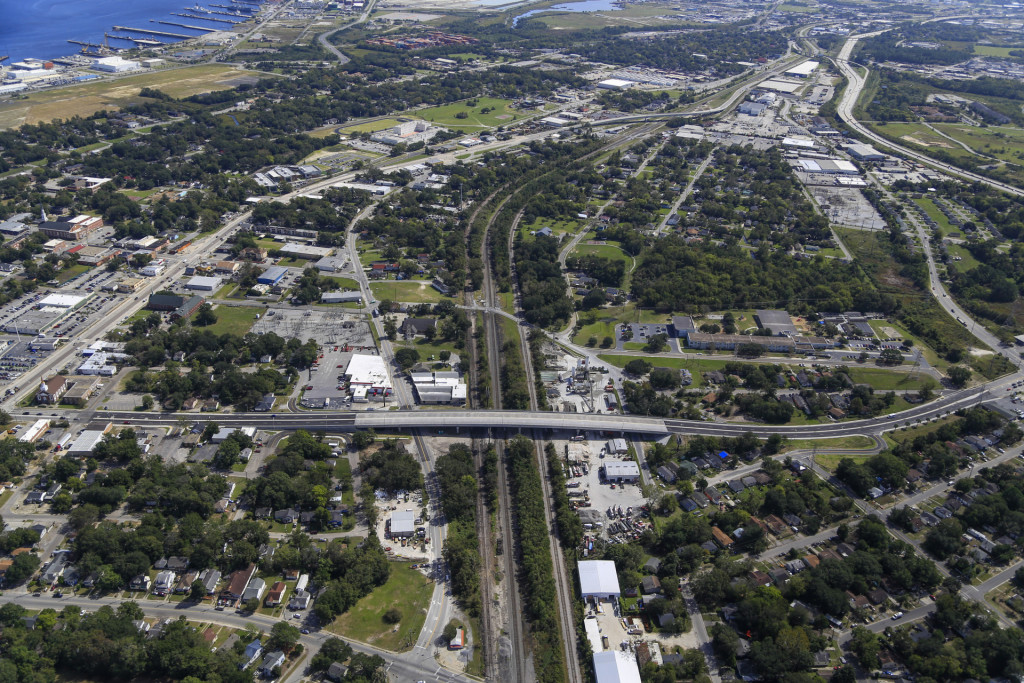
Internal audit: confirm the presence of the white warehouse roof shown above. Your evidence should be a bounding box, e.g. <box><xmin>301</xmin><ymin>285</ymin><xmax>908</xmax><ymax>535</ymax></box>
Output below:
<box><xmin>345</xmin><ymin>354</ymin><xmax>391</xmax><ymax>388</ymax></box>
<box><xmin>578</xmin><ymin>560</ymin><xmax>621</xmax><ymax>598</ymax></box>
<box><xmin>38</xmin><ymin>294</ymin><xmax>88</xmax><ymax>308</ymax></box>
<box><xmin>785</xmin><ymin>60</ymin><xmax>819</xmax><ymax>77</ymax></box>
<box><xmin>391</xmin><ymin>509</ymin><xmax>416</xmax><ymax>535</ymax></box>
<box><xmin>605</xmin><ymin>461</ymin><xmax>640</xmax><ymax>478</ymax></box>
<box><xmin>186</xmin><ymin>276</ymin><xmax>222</xmax><ymax>290</ymax></box>
<box><xmin>597</xmin><ymin>78</ymin><xmax>633</xmax><ymax>89</ymax></box>
<box><xmin>68</xmin><ymin>430</ymin><xmax>108</xmax><ymax>454</ymax></box>
<box><xmin>593</xmin><ymin>651</ymin><xmax>641</xmax><ymax>683</ymax></box>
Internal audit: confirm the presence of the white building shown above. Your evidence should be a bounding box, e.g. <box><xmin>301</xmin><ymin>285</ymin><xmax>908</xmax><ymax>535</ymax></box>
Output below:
<box><xmin>784</xmin><ymin>60</ymin><xmax>819</xmax><ymax>78</ymax></box>
<box><xmin>18</xmin><ymin>420</ymin><xmax>50</xmax><ymax>443</ymax></box>
<box><xmin>212</xmin><ymin>426</ymin><xmax>257</xmax><ymax>443</ymax></box>
<box><xmin>344</xmin><ymin>354</ymin><xmax>392</xmax><ymax>402</ymax></box>
<box><xmin>606</xmin><ymin>438</ymin><xmax>628</xmax><ymax>454</ymax></box>
<box><xmin>390</xmin><ymin>510</ymin><xmax>416</xmax><ymax>538</ymax></box>
<box><xmin>604</xmin><ymin>460</ymin><xmax>640</xmax><ymax>482</ymax></box>
<box><xmin>38</xmin><ymin>294</ymin><xmax>90</xmax><ymax>309</ymax></box>
<box><xmin>93</xmin><ymin>56</ymin><xmax>141</xmax><ymax>72</ymax></box>
<box><xmin>410</xmin><ymin>371</ymin><xmax>467</xmax><ymax>405</ymax></box>
<box><xmin>280</xmin><ymin>243</ymin><xmax>332</xmax><ymax>260</ymax></box>
<box><xmin>578</xmin><ymin>560</ymin><xmax>621</xmax><ymax>601</ymax></box>
<box><xmin>186</xmin><ymin>276</ymin><xmax>222</xmax><ymax>291</ymax></box>
<box><xmin>321</xmin><ymin>291</ymin><xmax>362</xmax><ymax>304</ymax></box>
<box><xmin>140</xmin><ymin>263</ymin><xmax>165</xmax><ymax>277</ymax></box>
<box><xmin>593</xmin><ymin>651</ymin><xmax>641</xmax><ymax>683</ymax></box>
<box><xmin>597</xmin><ymin>78</ymin><xmax>633</xmax><ymax>90</ymax></box>
<box><xmin>67</xmin><ymin>430</ymin><xmax>109</xmax><ymax>456</ymax></box>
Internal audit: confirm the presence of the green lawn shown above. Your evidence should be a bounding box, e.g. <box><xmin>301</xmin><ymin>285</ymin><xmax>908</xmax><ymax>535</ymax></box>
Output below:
<box><xmin>55</xmin><ymin>264</ymin><xmax>90</xmax><ymax>283</ymax></box>
<box><xmin>885</xmin><ymin>415</ymin><xmax>961</xmax><ymax>447</ymax></box>
<box><xmin>913</xmin><ymin>198</ymin><xmax>958</xmax><ymax>237</ymax></box>
<box><xmin>846</xmin><ymin>367</ymin><xmax>934</xmax><ymax>391</ymax></box>
<box><xmin>326</xmin><ymin>276</ymin><xmax>361</xmax><ymax>290</ymax></box>
<box><xmin>392</xmin><ymin>338</ymin><xmax>460</xmax><ymax>367</ymax></box>
<box><xmin>198</xmin><ymin>306</ymin><xmax>263</xmax><ymax>336</ymax></box>
<box><xmin>973</xmin><ymin>45</ymin><xmax>1021</xmax><ymax>57</ymax></box>
<box><xmin>369</xmin><ymin>281</ymin><xmax>445</xmax><ymax>304</ymax></box>
<box><xmin>327</xmin><ymin>564</ymin><xmax>434</xmax><ymax>651</ymax></box>
<box><xmin>338</xmin><ymin>117</ymin><xmax>407</xmax><ymax>134</ymax></box>
<box><xmin>572</xmin><ymin>242</ymin><xmax>632</xmax><ymax>264</ymax></box>
<box><xmin>573</xmin><ymin>304</ymin><xmax>671</xmax><ymax>345</ymax></box>
<box><xmin>783</xmin><ymin>435</ymin><xmax>877</xmax><ymax>451</ymax></box>
<box><xmin>598</xmin><ymin>355</ymin><xmax>737</xmax><ymax>388</ymax></box>
<box><xmin>815</xmin><ymin>451</ymin><xmax>873</xmax><ymax>472</ymax></box>
<box><xmin>946</xmin><ymin>243</ymin><xmax>982</xmax><ymax>271</ymax></box>
<box><xmin>413</xmin><ymin>97</ymin><xmax>518</xmax><ymax>129</ymax></box>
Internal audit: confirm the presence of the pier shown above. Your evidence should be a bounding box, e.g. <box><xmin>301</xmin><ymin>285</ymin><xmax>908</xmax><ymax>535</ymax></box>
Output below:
<box><xmin>204</xmin><ymin>9</ymin><xmax>248</xmax><ymax>19</ymax></box>
<box><xmin>112</xmin><ymin>25</ymin><xmax>193</xmax><ymax>39</ymax></box>
<box><xmin>67</xmin><ymin>39</ymin><xmax>105</xmax><ymax>50</ymax></box>
<box><xmin>173</xmin><ymin>12</ymin><xmax>237</xmax><ymax>24</ymax></box>
<box><xmin>106</xmin><ymin>33</ymin><xmax>163</xmax><ymax>47</ymax></box>
<box><xmin>215</xmin><ymin>3</ymin><xmax>253</xmax><ymax>11</ymax></box>
<box><xmin>158</xmin><ymin>21</ymin><xmax>216</xmax><ymax>32</ymax></box>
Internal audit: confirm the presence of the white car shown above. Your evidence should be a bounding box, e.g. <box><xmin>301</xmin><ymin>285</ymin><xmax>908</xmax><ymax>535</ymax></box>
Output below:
<box><xmin>891</xmin><ymin>611</ymin><xmax>904</xmax><ymax>620</ymax></box>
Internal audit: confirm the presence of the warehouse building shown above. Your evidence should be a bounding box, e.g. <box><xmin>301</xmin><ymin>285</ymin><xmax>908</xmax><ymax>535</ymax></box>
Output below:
<box><xmin>389</xmin><ymin>510</ymin><xmax>416</xmax><ymax>538</ymax></box>
<box><xmin>410</xmin><ymin>371</ymin><xmax>467</xmax><ymax>405</ymax></box>
<box><xmin>794</xmin><ymin>158</ymin><xmax>858</xmax><ymax>174</ymax></box>
<box><xmin>93</xmin><ymin>56</ymin><xmax>140</xmax><ymax>72</ymax></box>
<box><xmin>738</xmin><ymin>101</ymin><xmax>768</xmax><ymax>116</ymax></box>
<box><xmin>321</xmin><ymin>291</ymin><xmax>362</xmax><ymax>304</ymax></box>
<box><xmin>844</xmin><ymin>143</ymin><xmax>885</xmax><ymax>162</ymax></box>
<box><xmin>344</xmin><ymin>354</ymin><xmax>393</xmax><ymax>401</ymax></box>
<box><xmin>281</xmin><ymin>243</ymin><xmax>332</xmax><ymax>260</ymax></box>
<box><xmin>186</xmin><ymin>276</ymin><xmax>222</xmax><ymax>291</ymax></box>
<box><xmin>67</xmin><ymin>427</ymin><xmax>112</xmax><ymax>456</ymax></box>
<box><xmin>597</xmin><ymin>78</ymin><xmax>633</xmax><ymax>90</ymax></box>
<box><xmin>593</xmin><ymin>651</ymin><xmax>641</xmax><ymax>683</ymax></box>
<box><xmin>257</xmin><ymin>266</ymin><xmax>288</xmax><ymax>286</ymax></box>
<box><xmin>785</xmin><ymin>60</ymin><xmax>819</xmax><ymax>78</ymax></box>
<box><xmin>604</xmin><ymin>460</ymin><xmax>640</xmax><ymax>483</ymax></box>
<box><xmin>578</xmin><ymin>560</ymin><xmax>621</xmax><ymax>601</ymax></box>
<box><xmin>754</xmin><ymin>309</ymin><xmax>797</xmax><ymax>336</ymax></box>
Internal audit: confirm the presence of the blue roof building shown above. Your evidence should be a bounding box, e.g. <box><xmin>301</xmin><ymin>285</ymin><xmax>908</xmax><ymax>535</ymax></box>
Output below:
<box><xmin>257</xmin><ymin>266</ymin><xmax>288</xmax><ymax>285</ymax></box>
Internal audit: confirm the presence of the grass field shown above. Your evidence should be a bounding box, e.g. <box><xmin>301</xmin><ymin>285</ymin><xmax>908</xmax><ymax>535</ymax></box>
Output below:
<box><xmin>326</xmin><ymin>276</ymin><xmax>361</xmax><ymax>290</ymax></box>
<box><xmin>56</xmin><ymin>264</ymin><xmax>91</xmax><ymax>283</ymax></box>
<box><xmin>369</xmin><ymin>281</ymin><xmax>445</xmax><ymax>304</ymax></box>
<box><xmin>392</xmin><ymin>338</ymin><xmax>461</xmax><ymax>367</ymax></box>
<box><xmin>572</xmin><ymin>242</ymin><xmax>632</xmax><ymax>264</ymax></box>
<box><xmin>973</xmin><ymin>45</ymin><xmax>1022</xmax><ymax>57</ymax></box>
<box><xmin>816</xmin><ymin>451</ymin><xmax>873</xmax><ymax>471</ymax></box>
<box><xmin>0</xmin><ymin>65</ymin><xmax>267</xmax><ymax>129</ymax></box>
<box><xmin>414</xmin><ymin>97</ymin><xmax>517</xmax><ymax>129</ymax></box>
<box><xmin>845</xmin><ymin>367</ymin><xmax>934</xmax><ymax>391</ymax></box>
<box><xmin>913</xmin><ymin>197</ymin><xmax>959</xmax><ymax>236</ymax></box>
<box><xmin>573</xmin><ymin>304</ymin><xmax>671</xmax><ymax>345</ymax></box>
<box><xmin>932</xmin><ymin>123</ymin><xmax>1024</xmax><ymax>166</ymax></box>
<box><xmin>200</xmin><ymin>306</ymin><xmax>263</xmax><ymax>336</ymax></box>
<box><xmin>328</xmin><ymin>564</ymin><xmax>434</xmax><ymax>651</ymax></box>
<box><xmin>946</xmin><ymin>243</ymin><xmax>982</xmax><ymax>272</ymax></box>
<box><xmin>338</xmin><ymin>117</ymin><xmax>407</xmax><ymax>134</ymax></box>
<box><xmin>885</xmin><ymin>415</ymin><xmax>961</xmax><ymax>447</ymax></box>
<box><xmin>783</xmin><ymin>435</ymin><xmax>877</xmax><ymax>451</ymax></box>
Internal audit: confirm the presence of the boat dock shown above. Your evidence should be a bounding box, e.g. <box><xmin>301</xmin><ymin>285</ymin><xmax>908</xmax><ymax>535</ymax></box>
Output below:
<box><xmin>173</xmin><ymin>12</ymin><xmax>237</xmax><ymax>24</ymax></box>
<box><xmin>204</xmin><ymin>9</ymin><xmax>248</xmax><ymax>19</ymax></box>
<box><xmin>112</xmin><ymin>25</ymin><xmax>193</xmax><ymax>39</ymax></box>
<box><xmin>215</xmin><ymin>3</ymin><xmax>254</xmax><ymax>11</ymax></box>
<box><xmin>106</xmin><ymin>33</ymin><xmax>164</xmax><ymax>47</ymax></box>
<box><xmin>158</xmin><ymin>20</ymin><xmax>216</xmax><ymax>32</ymax></box>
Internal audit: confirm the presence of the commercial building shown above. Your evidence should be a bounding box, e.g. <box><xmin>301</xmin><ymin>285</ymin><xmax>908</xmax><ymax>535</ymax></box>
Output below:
<box><xmin>606</xmin><ymin>438</ymin><xmax>629</xmax><ymax>454</ymax></box>
<box><xmin>671</xmin><ymin>316</ymin><xmax>695</xmax><ymax>338</ymax></box>
<box><xmin>67</xmin><ymin>428</ymin><xmax>111</xmax><ymax>455</ymax></box>
<box><xmin>4</xmin><ymin>294</ymin><xmax>92</xmax><ymax>335</ymax></box>
<box><xmin>212</xmin><ymin>426</ymin><xmax>256</xmax><ymax>444</ymax></box>
<box><xmin>370</xmin><ymin>120</ymin><xmax>441</xmax><ymax>146</ymax></box>
<box><xmin>280</xmin><ymin>243</ymin><xmax>332</xmax><ymax>260</ymax></box>
<box><xmin>116</xmin><ymin>278</ymin><xmax>145</xmax><ymax>294</ymax></box>
<box><xmin>578</xmin><ymin>560</ymin><xmax>621</xmax><ymax>601</ymax></box>
<box><xmin>389</xmin><ymin>510</ymin><xmax>416</xmax><ymax>538</ymax></box>
<box><xmin>845</xmin><ymin>143</ymin><xmax>885</xmax><ymax>162</ymax></box>
<box><xmin>93</xmin><ymin>56</ymin><xmax>140</xmax><ymax>72</ymax></box>
<box><xmin>78</xmin><ymin>352</ymin><xmax>126</xmax><ymax>376</ymax></box>
<box><xmin>795</xmin><ymin>158</ymin><xmax>858</xmax><ymax>175</ymax></box>
<box><xmin>593</xmin><ymin>651</ymin><xmax>641</xmax><ymax>683</ymax></box>
<box><xmin>344</xmin><ymin>354</ymin><xmax>393</xmax><ymax>402</ymax></box>
<box><xmin>39</xmin><ymin>214</ymin><xmax>103</xmax><ymax>240</ymax></box>
<box><xmin>738</xmin><ymin>101</ymin><xmax>768</xmax><ymax>116</ymax></box>
<box><xmin>410</xmin><ymin>371</ymin><xmax>467</xmax><ymax>405</ymax></box>
<box><xmin>62</xmin><ymin>376</ymin><xmax>101</xmax><ymax>406</ymax></box>
<box><xmin>785</xmin><ymin>60</ymin><xmax>819</xmax><ymax>78</ymax></box>
<box><xmin>186</xmin><ymin>276</ymin><xmax>222</xmax><ymax>291</ymax></box>
<box><xmin>257</xmin><ymin>266</ymin><xmax>288</xmax><ymax>285</ymax></box>
<box><xmin>147</xmin><ymin>293</ymin><xmax>205</xmax><ymax>320</ymax></box>
<box><xmin>687</xmin><ymin>332</ymin><xmax>833</xmax><ymax>352</ymax></box>
<box><xmin>74</xmin><ymin>246</ymin><xmax>120</xmax><ymax>266</ymax></box>
<box><xmin>604</xmin><ymin>460</ymin><xmax>640</xmax><ymax>483</ymax></box>
<box><xmin>140</xmin><ymin>263</ymin><xmax>165</xmax><ymax>276</ymax></box>
<box><xmin>321</xmin><ymin>291</ymin><xmax>362</xmax><ymax>304</ymax></box>
<box><xmin>597</xmin><ymin>78</ymin><xmax>633</xmax><ymax>90</ymax></box>
<box><xmin>18</xmin><ymin>419</ymin><xmax>50</xmax><ymax>443</ymax></box>
<box><xmin>758</xmin><ymin>78</ymin><xmax>802</xmax><ymax>94</ymax></box>
<box><xmin>754</xmin><ymin>309</ymin><xmax>797</xmax><ymax>336</ymax></box>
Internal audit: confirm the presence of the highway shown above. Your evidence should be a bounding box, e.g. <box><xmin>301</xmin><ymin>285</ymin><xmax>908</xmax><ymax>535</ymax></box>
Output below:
<box><xmin>833</xmin><ymin>33</ymin><xmax>1024</xmax><ymax>200</ymax></box>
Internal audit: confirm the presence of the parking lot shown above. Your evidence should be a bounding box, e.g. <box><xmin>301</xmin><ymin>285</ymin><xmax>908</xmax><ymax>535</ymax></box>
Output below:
<box><xmin>250</xmin><ymin>309</ymin><xmax>377</xmax><ymax>407</ymax></box>
<box><xmin>559</xmin><ymin>437</ymin><xmax>648</xmax><ymax>543</ymax></box>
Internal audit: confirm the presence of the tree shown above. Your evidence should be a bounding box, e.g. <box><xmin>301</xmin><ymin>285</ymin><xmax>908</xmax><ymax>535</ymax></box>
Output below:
<box><xmin>5</xmin><ymin>552</ymin><xmax>40</xmax><ymax>584</ymax></box>
<box><xmin>394</xmin><ymin>348</ymin><xmax>420</xmax><ymax>370</ymax></box>
<box><xmin>650</xmin><ymin>367</ymin><xmax>681</xmax><ymax>390</ymax></box>
<box><xmin>268</xmin><ymin>622</ymin><xmax>301</xmax><ymax>653</ymax></box>
<box><xmin>948</xmin><ymin>365</ymin><xmax>971</xmax><ymax>387</ymax></box>
<box><xmin>879</xmin><ymin>348</ymin><xmax>903</xmax><ymax>365</ymax></box>
<box><xmin>194</xmin><ymin>303</ymin><xmax>218</xmax><ymax>327</ymax></box>
<box><xmin>242</xmin><ymin>598</ymin><xmax>259</xmax><ymax>613</ymax></box>
<box><xmin>202</xmin><ymin>422</ymin><xmax>219</xmax><ymax>442</ymax></box>
<box><xmin>190</xmin><ymin>580</ymin><xmax>206</xmax><ymax>601</ymax></box>
<box><xmin>644</xmin><ymin>333</ymin><xmax>668</xmax><ymax>353</ymax></box>
<box><xmin>383</xmin><ymin>607</ymin><xmax>402</xmax><ymax>624</ymax></box>
<box><xmin>310</xmin><ymin>638</ymin><xmax>352</xmax><ymax>672</ymax></box>
<box><xmin>625</xmin><ymin>359</ymin><xmax>652</xmax><ymax>376</ymax></box>
<box><xmin>141</xmin><ymin>394</ymin><xmax>154</xmax><ymax>410</ymax></box>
